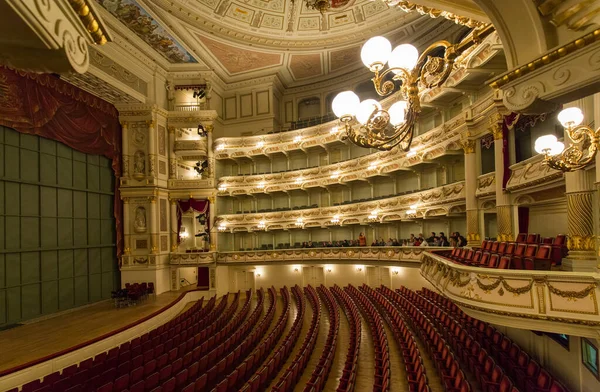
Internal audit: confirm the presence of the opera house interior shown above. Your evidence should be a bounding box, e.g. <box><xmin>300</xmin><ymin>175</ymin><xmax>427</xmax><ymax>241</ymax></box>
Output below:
<box><xmin>2</xmin><ymin>0</ymin><xmax>600</xmax><ymax>391</ymax></box>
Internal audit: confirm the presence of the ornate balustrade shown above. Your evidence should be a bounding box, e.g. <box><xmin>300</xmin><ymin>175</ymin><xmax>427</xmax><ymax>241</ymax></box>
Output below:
<box><xmin>217</xmin><ymin>182</ymin><xmax>466</xmax><ymax>232</ymax></box>
<box><xmin>170</xmin><ymin>252</ymin><xmax>216</xmax><ymax>265</ymax></box>
<box><xmin>506</xmin><ymin>154</ymin><xmax>564</xmax><ymax>192</ymax></box>
<box><xmin>476</xmin><ymin>172</ymin><xmax>495</xmax><ymax>197</ymax></box>
<box><xmin>214</xmin><ymin>32</ymin><xmax>501</xmax><ymax>161</ymax></box>
<box><xmin>421</xmin><ymin>251</ymin><xmax>600</xmax><ymax>338</ymax></box>
<box><xmin>168</xmin><ymin>178</ymin><xmax>215</xmax><ymax>189</ymax></box>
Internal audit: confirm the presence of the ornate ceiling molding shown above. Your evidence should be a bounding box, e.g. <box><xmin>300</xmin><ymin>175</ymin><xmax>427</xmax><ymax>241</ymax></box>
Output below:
<box><xmin>390</xmin><ymin>0</ymin><xmax>488</xmax><ymax>28</ymax></box>
<box><xmin>535</xmin><ymin>0</ymin><xmax>600</xmax><ymax>31</ymax></box>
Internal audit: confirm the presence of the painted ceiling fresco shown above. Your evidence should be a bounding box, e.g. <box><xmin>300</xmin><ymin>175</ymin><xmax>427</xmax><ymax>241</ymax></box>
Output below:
<box><xmin>96</xmin><ymin>0</ymin><xmax>197</xmax><ymax>63</ymax></box>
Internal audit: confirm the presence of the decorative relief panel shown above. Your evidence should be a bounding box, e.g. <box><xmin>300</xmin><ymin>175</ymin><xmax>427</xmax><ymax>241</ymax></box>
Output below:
<box><xmin>160</xmin><ymin>235</ymin><xmax>168</xmax><ymax>252</ymax></box>
<box><xmin>158</xmin><ymin>125</ymin><xmax>166</xmax><ymax>156</ymax></box>
<box><xmin>135</xmin><ymin>239</ymin><xmax>148</xmax><ymax>249</ymax></box>
<box><xmin>160</xmin><ymin>199</ymin><xmax>167</xmax><ymax>232</ymax></box>
<box><xmin>506</xmin><ymin>154</ymin><xmax>564</xmax><ymax>191</ymax></box>
<box><xmin>476</xmin><ymin>172</ymin><xmax>495</xmax><ymax>197</ymax></box>
<box><xmin>159</xmin><ymin>161</ymin><xmax>167</xmax><ymax>175</ymax></box>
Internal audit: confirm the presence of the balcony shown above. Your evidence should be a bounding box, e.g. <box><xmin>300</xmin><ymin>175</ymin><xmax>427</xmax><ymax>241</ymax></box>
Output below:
<box><xmin>217</xmin><ymin>182</ymin><xmax>466</xmax><ymax>232</ymax></box>
<box><xmin>476</xmin><ymin>172</ymin><xmax>495</xmax><ymax>197</ymax></box>
<box><xmin>174</xmin><ymin>139</ymin><xmax>208</xmax><ymax>160</ymax></box>
<box><xmin>506</xmin><ymin>154</ymin><xmax>564</xmax><ymax>192</ymax></box>
<box><xmin>421</xmin><ymin>251</ymin><xmax>600</xmax><ymax>338</ymax></box>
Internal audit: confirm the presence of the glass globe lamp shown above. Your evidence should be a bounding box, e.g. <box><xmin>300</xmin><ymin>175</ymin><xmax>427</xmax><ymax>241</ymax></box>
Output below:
<box><xmin>534</xmin><ymin>134</ymin><xmax>564</xmax><ymax>156</ymax></box>
<box><xmin>388</xmin><ymin>44</ymin><xmax>419</xmax><ymax>74</ymax></box>
<box><xmin>361</xmin><ymin>36</ymin><xmax>392</xmax><ymax>71</ymax></box>
<box><xmin>332</xmin><ymin>91</ymin><xmax>360</xmax><ymax>121</ymax></box>
<box><xmin>389</xmin><ymin>101</ymin><xmax>408</xmax><ymax>126</ymax></box>
<box><xmin>356</xmin><ymin>99</ymin><xmax>382</xmax><ymax>125</ymax></box>
<box><xmin>557</xmin><ymin>107</ymin><xmax>584</xmax><ymax>128</ymax></box>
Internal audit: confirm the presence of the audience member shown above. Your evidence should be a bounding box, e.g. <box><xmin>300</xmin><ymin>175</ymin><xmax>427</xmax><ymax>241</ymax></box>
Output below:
<box><xmin>358</xmin><ymin>232</ymin><xmax>366</xmax><ymax>246</ymax></box>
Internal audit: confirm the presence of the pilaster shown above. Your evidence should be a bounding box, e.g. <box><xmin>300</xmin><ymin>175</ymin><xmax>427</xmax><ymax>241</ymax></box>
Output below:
<box><xmin>170</xmin><ymin>199</ymin><xmax>178</xmax><ymax>252</ymax></box>
<box><xmin>463</xmin><ymin>138</ymin><xmax>481</xmax><ymax>246</ymax></box>
<box><xmin>492</xmin><ymin>114</ymin><xmax>515</xmax><ymax>241</ymax></box>
<box><xmin>168</xmin><ymin>126</ymin><xmax>177</xmax><ymax>179</ymax></box>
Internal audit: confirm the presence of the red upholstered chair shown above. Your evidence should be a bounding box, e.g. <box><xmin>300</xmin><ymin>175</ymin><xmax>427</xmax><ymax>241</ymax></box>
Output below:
<box><xmin>526</xmin><ymin>233</ymin><xmax>541</xmax><ymax>244</ymax></box>
<box><xmin>478</xmin><ymin>252</ymin><xmax>491</xmax><ymax>267</ymax></box>
<box><xmin>490</xmin><ymin>241</ymin><xmax>500</xmax><ymax>253</ymax></box>
<box><xmin>480</xmin><ymin>365</ymin><xmax>504</xmax><ymax>392</ymax></box>
<box><xmin>541</xmin><ymin>237</ymin><xmax>554</xmax><ymax>244</ymax></box>
<box><xmin>480</xmin><ymin>240</ymin><xmax>489</xmax><ymax>250</ymax></box>
<box><xmin>524</xmin><ymin>245</ymin><xmax>552</xmax><ymax>270</ymax></box>
<box><xmin>486</xmin><ymin>254</ymin><xmax>500</xmax><ymax>269</ymax></box>
<box><xmin>514</xmin><ymin>360</ymin><xmax>540</xmax><ymax>390</ymax></box>
<box><xmin>484</xmin><ymin>241</ymin><xmax>494</xmax><ymax>251</ymax></box>
<box><xmin>497</xmin><ymin>242</ymin><xmax>507</xmax><ymax>254</ymax></box>
<box><xmin>550</xmin><ymin>234</ymin><xmax>568</xmax><ymax>265</ymax></box>
<box><xmin>474</xmin><ymin>356</ymin><xmax>495</xmax><ymax>382</ymax></box>
<box><xmin>533</xmin><ymin>379</ymin><xmax>568</xmax><ymax>392</ymax></box>
<box><xmin>525</xmin><ymin>368</ymin><xmax>552</xmax><ymax>392</ymax></box>
<box><xmin>488</xmin><ymin>375</ymin><xmax>513</xmax><ymax>392</ymax></box>
<box><xmin>497</xmin><ymin>256</ymin><xmax>511</xmax><ymax>269</ymax></box>
<box><xmin>516</xmin><ymin>233</ymin><xmax>527</xmax><ymax>243</ymax></box>
<box><xmin>504</xmin><ymin>242</ymin><xmax>517</xmax><ymax>255</ymax></box>
<box><xmin>472</xmin><ymin>251</ymin><xmax>483</xmax><ymax>265</ymax></box>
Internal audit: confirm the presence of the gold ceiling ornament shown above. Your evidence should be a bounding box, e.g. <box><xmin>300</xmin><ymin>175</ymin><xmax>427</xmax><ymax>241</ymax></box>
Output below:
<box><xmin>535</xmin><ymin>107</ymin><xmax>600</xmax><ymax>171</ymax></box>
<box><xmin>536</xmin><ymin>0</ymin><xmax>600</xmax><ymax>31</ymax></box>
<box><xmin>68</xmin><ymin>0</ymin><xmax>110</xmax><ymax>45</ymax></box>
<box><xmin>333</xmin><ymin>24</ymin><xmax>495</xmax><ymax>152</ymax></box>
<box><xmin>391</xmin><ymin>0</ymin><xmax>487</xmax><ymax>29</ymax></box>
<box><xmin>292</xmin><ymin>0</ymin><xmax>332</xmax><ymax>14</ymax></box>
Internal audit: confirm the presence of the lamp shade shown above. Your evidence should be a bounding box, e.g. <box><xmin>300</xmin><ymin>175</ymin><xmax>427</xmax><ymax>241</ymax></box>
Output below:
<box><xmin>534</xmin><ymin>134</ymin><xmax>558</xmax><ymax>154</ymax></box>
<box><xmin>558</xmin><ymin>107</ymin><xmax>584</xmax><ymax>128</ymax></box>
<box><xmin>332</xmin><ymin>91</ymin><xmax>360</xmax><ymax>119</ymax></box>
<box><xmin>361</xmin><ymin>36</ymin><xmax>392</xmax><ymax>69</ymax></box>
<box><xmin>389</xmin><ymin>100</ymin><xmax>408</xmax><ymax>125</ymax></box>
<box><xmin>550</xmin><ymin>141</ymin><xmax>565</xmax><ymax>156</ymax></box>
<box><xmin>388</xmin><ymin>44</ymin><xmax>419</xmax><ymax>74</ymax></box>
<box><xmin>356</xmin><ymin>99</ymin><xmax>382</xmax><ymax>124</ymax></box>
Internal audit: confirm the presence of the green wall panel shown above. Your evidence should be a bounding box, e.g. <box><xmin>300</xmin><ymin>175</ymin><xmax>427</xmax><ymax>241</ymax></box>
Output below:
<box><xmin>0</xmin><ymin>127</ymin><xmax>118</xmax><ymax>326</ymax></box>
<box><xmin>21</xmin><ymin>284</ymin><xmax>41</xmax><ymax>319</ymax></box>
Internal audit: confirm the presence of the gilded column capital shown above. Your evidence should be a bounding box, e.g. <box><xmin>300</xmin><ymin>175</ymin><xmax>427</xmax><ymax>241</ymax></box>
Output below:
<box><xmin>170</xmin><ymin>198</ymin><xmax>179</xmax><ymax>205</ymax></box>
<box><xmin>146</xmin><ymin>120</ymin><xmax>155</xmax><ymax>128</ymax></box>
<box><xmin>461</xmin><ymin>139</ymin><xmax>477</xmax><ymax>154</ymax></box>
<box><xmin>208</xmin><ymin>196</ymin><xmax>215</xmax><ymax>203</ymax></box>
<box><xmin>206</xmin><ymin>125</ymin><xmax>214</xmax><ymax>133</ymax></box>
<box><xmin>149</xmin><ymin>196</ymin><xmax>157</xmax><ymax>203</ymax></box>
<box><xmin>120</xmin><ymin>121</ymin><xmax>128</xmax><ymax>129</ymax></box>
<box><xmin>168</xmin><ymin>126</ymin><xmax>176</xmax><ymax>134</ymax></box>
<box><xmin>122</xmin><ymin>197</ymin><xmax>130</xmax><ymax>204</ymax></box>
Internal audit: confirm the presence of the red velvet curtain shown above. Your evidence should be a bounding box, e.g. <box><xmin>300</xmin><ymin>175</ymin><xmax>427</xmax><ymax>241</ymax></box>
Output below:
<box><xmin>0</xmin><ymin>67</ymin><xmax>123</xmax><ymax>256</ymax></box>
<box><xmin>518</xmin><ymin>207</ymin><xmax>530</xmax><ymax>234</ymax></box>
<box><xmin>176</xmin><ymin>199</ymin><xmax>210</xmax><ymax>244</ymax></box>
<box><xmin>197</xmin><ymin>267</ymin><xmax>210</xmax><ymax>289</ymax></box>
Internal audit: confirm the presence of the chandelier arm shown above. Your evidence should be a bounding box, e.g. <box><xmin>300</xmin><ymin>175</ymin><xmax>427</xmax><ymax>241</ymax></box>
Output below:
<box><xmin>372</xmin><ymin>67</ymin><xmax>412</xmax><ymax>97</ymax></box>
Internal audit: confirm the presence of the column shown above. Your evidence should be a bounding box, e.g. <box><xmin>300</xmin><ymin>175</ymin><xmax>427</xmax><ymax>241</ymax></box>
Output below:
<box><xmin>206</xmin><ymin>124</ymin><xmax>214</xmax><ymax>177</ymax></box>
<box><xmin>563</xmin><ymin>171</ymin><xmax>596</xmax><ymax>271</ymax></box>
<box><xmin>123</xmin><ymin>198</ymin><xmax>131</xmax><ymax>254</ymax></box>
<box><xmin>121</xmin><ymin>122</ymin><xmax>130</xmax><ymax>179</ymax></box>
<box><xmin>147</xmin><ymin>120</ymin><xmax>156</xmax><ymax>179</ymax></box>
<box><xmin>170</xmin><ymin>199</ymin><xmax>178</xmax><ymax>252</ymax></box>
<box><xmin>149</xmin><ymin>196</ymin><xmax>158</xmax><ymax>254</ymax></box>
<box><xmin>209</xmin><ymin>196</ymin><xmax>217</xmax><ymax>251</ymax></box>
<box><xmin>463</xmin><ymin>139</ymin><xmax>481</xmax><ymax>246</ymax></box>
<box><xmin>492</xmin><ymin>117</ymin><xmax>515</xmax><ymax>242</ymax></box>
<box><xmin>168</xmin><ymin>127</ymin><xmax>177</xmax><ymax>179</ymax></box>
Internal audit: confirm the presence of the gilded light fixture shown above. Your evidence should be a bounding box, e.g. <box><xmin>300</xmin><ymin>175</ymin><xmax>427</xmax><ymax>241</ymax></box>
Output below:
<box><xmin>217</xmin><ymin>222</ymin><xmax>227</xmax><ymax>232</ymax></box>
<box><xmin>535</xmin><ymin>107</ymin><xmax>599</xmax><ymax>172</ymax></box>
<box><xmin>295</xmin><ymin>217</ymin><xmax>304</xmax><ymax>228</ymax></box>
<box><xmin>257</xmin><ymin>220</ymin><xmax>266</xmax><ymax>230</ymax></box>
<box><xmin>330</xmin><ymin>215</ymin><xmax>341</xmax><ymax>225</ymax></box>
<box><xmin>333</xmin><ymin>24</ymin><xmax>495</xmax><ymax>151</ymax></box>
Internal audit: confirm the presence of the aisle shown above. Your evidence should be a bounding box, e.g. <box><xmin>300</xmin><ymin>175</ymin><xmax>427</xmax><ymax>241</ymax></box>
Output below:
<box><xmin>266</xmin><ymin>294</ymin><xmax>313</xmax><ymax>390</ymax></box>
<box><xmin>322</xmin><ymin>301</ymin><xmax>350</xmax><ymax>391</ymax></box>
<box><xmin>382</xmin><ymin>323</ymin><xmax>409</xmax><ymax>392</ymax></box>
<box><xmin>353</xmin><ymin>317</ymin><xmax>375</xmax><ymax>390</ymax></box>
<box><xmin>294</xmin><ymin>296</ymin><xmax>326</xmax><ymax>391</ymax></box>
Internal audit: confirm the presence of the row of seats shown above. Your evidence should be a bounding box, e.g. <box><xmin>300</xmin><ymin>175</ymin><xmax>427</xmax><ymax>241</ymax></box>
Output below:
<box><xmin>384</xmin><ymin>287</ymin><xmax>472</xmax><ymax>392</ymax></box>
<box><xmin>240</xmin><ymin>286</ymin><xmax>305</xmax><ymax>392</ymax></box>
<box><xmin>413</xmin><ymin>287</ymin><xmax>568</xmax><ymax>392</ymax></box>
<box><xmin>237</xmin><ymin>287</ymin><xmax>291</xmax><ymax>392</ymax></box>
<box><xmin>483</xmin><ymin>234</ymin><xmax>567</xmax><ymax>266</ymax></box>
<box><xmin>272</xmin><ymin>286</ymin><xmax>321</xmax><ymax>391</ymax></box>
<box><xmin>345</xmin><ymin>285</ymin><xmax>391</xmax><ymax>391</ymax></box>
<box><xmin>362</xmin><ymin>285</ymin><xmax>430</xmax><ymax>392</ymax></box>
<box><xmin>330</xmin><ymin>285</ymin><xmax>361</xmax><ymax>392</ymax></box>
<box><xmin>442</xmin><ymin>242</ymin><xmax>553</xmax><ymax>270</ymax></box>
<box><xmin>112</xmin><ymin>282</ymin><xmax>155</xmax><ymax>308</ymax></box>
<box><xmin>15</xmin><ymin>294</ymin><xmax>221</xmax><ymax>392</ymax></box>
<box><xmin>304</xmin><ymin>286</ymin><xmax>340</xmax><ymax>392</ymax></box>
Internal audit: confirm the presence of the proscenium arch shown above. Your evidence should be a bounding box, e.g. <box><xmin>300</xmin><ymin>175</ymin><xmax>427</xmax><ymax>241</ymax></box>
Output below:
<box><xmin>472</xmin><ymin>0</ymin><xmax>556</xmax><ymax>69</ymax></box>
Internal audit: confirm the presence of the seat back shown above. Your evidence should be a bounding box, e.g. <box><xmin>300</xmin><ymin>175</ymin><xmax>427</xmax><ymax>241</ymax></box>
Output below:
<box><xmin>498</xmin><ymin>256</ymin><xmax>511</xmax><ymax>269</ymax></box>
<box><xmin>491</xmin><ymin>365</ymin><xmax>504</xmax><ymax>382</ymax></box>
<box><xmin>541</xmin><ymin>237</ymin><xmax>554</xmax><ymax>244</ymax></box>
<box><xmin>480</xmin><ymin>252</ymin><xmax>490</xmax><ymax>266</ymax></box>
<box><xmin>499</xmin><ymin>375</ymin><xmax>513</xmax><ymax>392</ymax></box>
<box><xmin>484</xmin><ymin>241</ymin><xmax>493</xmax><ymax>251</ymax></box>
<box><xmin>536</xmin><ymin>369</ymin><xmax>552</xmax><ymax>388</ymax></box>
<box><xmin>526</xmin><ymin>360</ymin><xmax>540</xmax><ymax>378</ymax></box>
<box><xmin>526</xmin><ymin>233</ymin><xmax>540</xmax><ymax>244</ymax></box>
<box><xmin>549</xmin><ymin>380</ymin><xmax>567</xmax><ymax>392</ymax></box>
<box><xmin>514</xmin><ymin>243</ymin><xmax>527</xmax><ymax>256</ymax></box>
<box><xmin>516</xmin><ymin>351</ymin><xmax>529</xmax><ymax>367</ymax></box>
<box><xmin>536</xmin><ymin>245</ymin><xmax>552</xmax><ymax>259</ymax></box>
<box><xmin>465</xmin><ymin>250</ymin><xmax>474</xmax><ymax>261</ymax></box>
<box><xmin>473</xmin><ymin>251</ymin><xmax>482</xmax><ymax>263</ymax></box>
<box><xmin>497</xmin><ymin>242</ymin><xmax>507</xmax><ymax>254</ymax></box>
<box><xmin>504</xmin><ymin>242</ymin><xmax>516</xmax><ymax>255</ymax></box>
<box><xmin>483</xmin><ymin>357</ymin><xmax>495</xmax><ymax>374</ymax></box>
<box><xmin>524</xmin><ymin>244</ymin><xmax>538</xmax><ymax>257</ymax></box>
<box><xmin>554</xmin><ymin>234</ymin><xmax>567</xmax><ymax>245</ymax></box>
<box><xmin>515</xmin><ymin>233</ymin><xmax>527</xmax><ymax>242</ymax></box>
<box><xmin>487</xmin><ymin>254</ymin><xmax>500</xmax><ymax>268</ymax></box>
<box><xmin>490</xmin><ymin>241</ymin><xmax>500</xmax><ymax>252</ymax></box>
<box><xmin>481</xmin><ymin>240</ymin><xmax>489</xmax><ymax>250</ymax></box>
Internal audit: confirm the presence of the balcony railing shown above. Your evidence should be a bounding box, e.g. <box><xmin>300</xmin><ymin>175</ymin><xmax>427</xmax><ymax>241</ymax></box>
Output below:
<box><xmin>421</xmin><ymin>251</ymin><xmax>600</xmax><ymax>338</ymax></box>
<box><xmin>174</xmin><ymin>139</ymin><xmax>208</xmax><ymax>156</ymax></box>
<box><xmin>175</xmin><ymin>103</ymin><xmax>208</xmax><ymax>111</ymax></box>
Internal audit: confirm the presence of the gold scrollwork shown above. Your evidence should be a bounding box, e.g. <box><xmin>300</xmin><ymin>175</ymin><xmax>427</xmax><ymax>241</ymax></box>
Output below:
<box><xmin>547</xmin><ymin>282</ymin><xmax>597</xmax><ymax>301</ymax></box>
<box><xmin>476</xmin><ymin>275</ymin><xmax>534</xmax><ymax>295</ymax></box>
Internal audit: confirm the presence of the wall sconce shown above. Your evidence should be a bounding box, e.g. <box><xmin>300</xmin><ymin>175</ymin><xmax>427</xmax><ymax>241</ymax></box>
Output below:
<box><xmin>256</xmin><ymin>141</ymin><xmax>264</xmax><ymax>148</ymax></box>
<box><xmin>392</xmin><ymin>269</ymin><xmax>400</xmax><ymax>275</ymax></box>
<box><xmin>179</xmin><ymin>227</ymin><xmax>189</xmax><ymax>240</ymax></box>
<box><xmin>330</xmin><ymin>215</ymin><xmax>340</xmax><ymax>225</ymax></box>
<box><xmin>535</xmin><ymin>107</ymin><xmax>598</xmax><ymax>172</ymax></box>
<box><xmin>330</xmin><ymin>126</ymin><xmax>339</xmax><ymax>135</ymax></box>
<box><xmin>326</xmin><ymin>268</ymin><xmax>332</xmax><ymax>273</ymax></box>
<box><xmin>406</xmin><ymin>148</ymin><xmax>419</xmax><ymax>158</ymax></box>
<box><xmin>216</xmin><ymin>144</ymin><xmax>225</xmax><ymax>151</ymax></box>
<box><xmin>256</xmin><ymin>273</ymin><xmax>261</xmax><ymax>277</ymax></box>
<box><xmin>295</xmin><ymin>177</ymin><xmax>303</xmax><ymax>184</ymax></box>
<box><xmin>293</xmin><ymin>135</ymin><xmax>302</xmax><ymax>144</ymax></box>
<box><xmin>368</xmin><ymin>161</ymin><xmax>379</xmax><ymax>170</ymax></box>
<box><xmin>257</xmin><ymin>181</ymin><xmax>265</xmax><ymax>189</ymax></box>
<box><xmin>368</xmin><ymin>210</ymin><xmax>379</xmax><ymax>223</ymax></box>
<box><xmin>406</xmin><ymin>204</ymin><xmax>418</xmax><ymax>216</ymax></box>
<box><xmin>257</xmin><ymin>220</ymin><xmax>266</xmax><ymax>230</ymax></box>
<box><xmin>294</xmin><ymin>268</ymin><xmax>299</xmax><ymax>273</ymax></box>
<box><xmin>217</xmin><ymin>223</ymin><xmax>227</xmax><ymax>232</ymax></box>
<box><xmin>355</xmin><ymin>265</ymin><xmax>364</xmax><ymax>272</ymax></box>
<box><xmin>330</xmin><ymin>170</ymin><xmax>340</xmax><ymax>179</ymax></box>
<box><xmin>295</xmin><ymin>217</ymin><xmax>304</xmax><ymax>228</ymax></box>
<box><xmin>218</xmin><ymin>184</ymin><xmax>227</xmax><ymax>191</ymax></box>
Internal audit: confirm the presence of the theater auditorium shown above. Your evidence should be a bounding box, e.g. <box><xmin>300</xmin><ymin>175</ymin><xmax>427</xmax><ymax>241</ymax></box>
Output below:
<box><xmin>0</xmin><ymin>0</ymin><xmax>599</xmax><ymax>391</ymax></box>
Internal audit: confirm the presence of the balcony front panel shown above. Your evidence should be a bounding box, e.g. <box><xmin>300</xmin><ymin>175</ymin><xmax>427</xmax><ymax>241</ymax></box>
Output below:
<box><xmin>174</xmin><ymin>139</ymin><xmax>208</xmax><ymax>160</ymax></box>
<box><xmin>506</xmin><ymin>154</ymin><xmax>564</xmax><ymax>192</ymax></box>
<box><xmin>217</xmin><ymin>182</ymin><xmax>466</xmax><ymax>231</ymax></box>
<box><xmin>476</xmin><ymin>172</ymin><xmax>495</xmax><ymax>197</ymax></box>
<box><xmin>215</xmin><ymin>246</ymin><xmax>441</xmax><ymax>264</ymax></box>
<box><xmin>421</xmin><ymin>251</ymin><xmax>600</xmax><ymax>338</ymax></box>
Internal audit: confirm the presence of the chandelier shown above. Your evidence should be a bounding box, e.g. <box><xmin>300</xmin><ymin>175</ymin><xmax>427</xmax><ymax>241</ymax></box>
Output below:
<box><xmin>333</xmin><ymin>24</ymin><xmax>494</xmax><ymax>151</ymax></box>
<box><xmin>295</xmin><ymin>0</ymin><xmax>331</xmax><ymax>13</ymax></box>
<box><xmin>535</xmin><ymin>107</ymin><xmax>599</xmax><ymax>172</ymax></box>
<box><xmin>330</xmin><ymin>215</ymin><xmax>341</xmax><ymax>225</ymax></box>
